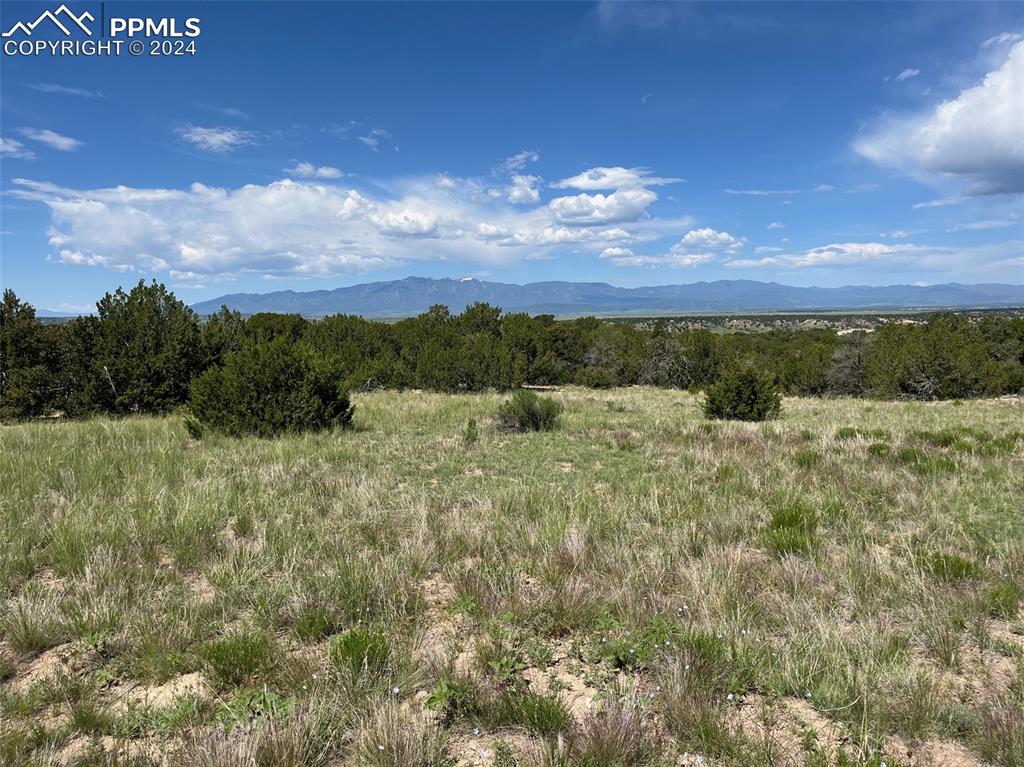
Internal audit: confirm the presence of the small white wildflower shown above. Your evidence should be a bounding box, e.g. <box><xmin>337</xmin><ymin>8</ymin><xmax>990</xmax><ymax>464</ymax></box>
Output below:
<box><xmin>805</xmin><ymin>691</ymin><xmax>812</xmax><ymax>699</ymax></box>
<box><xmin>727</xmin><ymin>693</ymin><xmax>734</xmax><ymax>701</ymax></box>
<box><xmin>473</xmin><ymin>728</ymin><xmax>480</xmax><ymax>736</ymax></box>
<box><xmin>378</xmin><ymin>745</ymin><xmax>385</xmax><ymax>752</ymax></box>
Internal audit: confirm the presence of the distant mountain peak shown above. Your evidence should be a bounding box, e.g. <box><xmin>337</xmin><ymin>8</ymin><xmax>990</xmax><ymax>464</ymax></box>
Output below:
<box><xmin>190</xmin><ymin>276</ymin><xmax>1024</xmax><ymax>318</ymax></box>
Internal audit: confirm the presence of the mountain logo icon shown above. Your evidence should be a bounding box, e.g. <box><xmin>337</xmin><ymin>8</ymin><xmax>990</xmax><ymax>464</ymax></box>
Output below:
<box><xmin>2</xmin><ymin>4</ymin><xmax>95</xmax><ymax>37</ymax></box>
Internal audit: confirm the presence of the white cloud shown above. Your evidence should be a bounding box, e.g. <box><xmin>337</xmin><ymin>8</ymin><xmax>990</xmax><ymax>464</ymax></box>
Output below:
<box><xmin>675</xmin><ymin>227</ymin><xmax>745</xmax><ymax>252</ymax></box>
<box><xmin>599</xmin><ymin>246</ymin><xmax>636</xmax><ymax>263</ymax></box>
<box><xmin>507</xmin><ymin>174</ymin><xmax>541</xmax><ymax>205</ymax></box>
<box><xmin>284</xmin><ymin>162</ymin><xmax>345</xmax><ymax>179</ymax></box>
<box><xmin>29</xmin><ymin>83</ymin><xmax>101</xmax><ymax>98</ymax></box>
<box><xmin>725</xmin><ymin>183</ymin><xmax>836</xmax><ymax>196</ymax></box>
<box><xmin>725</xmin><ymin>241</ymin><xmax>934</xmax><ymax>268</ymax></box>
<box><xmin>755</xmin><ymin>246</ymin><xmax>783</xmax><ymax>254</ymax></box>
<box><xmin>552</xmin><ymin>166</ymin><xmax>682</xmax><ymax>190</ymax></box>
<box><xmin>496</xmin><ymin>226</ymin><xmax>634</xmax><ymax>247</ymax></box>
<box><xmin>365</xmin><ymin>205</ymin><xmax>441</xmax><ymax>238</ymax></box>
<box><xmin>766</xmin><ymin>221</ymin><xmax>786</xmax><ymax>230</ymax></box>
<box><xmin>854</xmin><ymin>42</ymin><xmax>1024</xmax><ymax>195</ymax></box>
<box><xmin>603</xmin><ymin>227</ymin><xmax>744</xmax><ymax>268</ymax></box>
<box><xmin>912</xmin><ymin>196</ymin><xmax>961</xmax><ymax>209</ymax></box>
<box><xmin>1</xmin><ymin>137</ymin><xmax>35</xmax><ymax>160</ymax></box>
<box><xmin>7</xmin><ymin>157</ymin><xmax>670</xmax><ymax>281</ymax></box>
<box><xmin>981</xmin><ymin>32</ymin><xmax>1023</xmax><ymax>48</ymax></box>
<box><xmin>358</xmin><ymin>127</ymin><xmax>391</xmax><ymax>151</ymax></box>
<box><xmin>177</xmin><ymin>125</ymin><xmax>257</xmax><ymax>153</ymax></box>
<box><xmin>599</xmin><ymin>245</ymin><xmax>713</xmax><ymax>269</ymax></box>
<box><xmin>476</xmin><ymin>222</ymin><xmax>512</xmax><ymax>240</ymax></box>
<box><xmin>497</xmin><ymin>150</ymin><xmax>539</xmax><ymax>174</ymax></box>
<box><xmin>549</xmin><ymin>187</ymin><xmax>657</xmax><ymax>225</ymax></box>
<box><xmin>18</xmin><ymin>128</ymin><xmax>82</xmax><ymax>151</ymax></box>
<box><xmin>894</xmin><ymin>68</ymin><xmax>920</xmax><ymax>81</ymax></box>
<box><xmin>727</xmin><ymin>239</ymin><xmax>1024</xmax><ymax>277</ymax></box>
<box><xmin>950</xmin><ymin>216</ymin><xmax>1020</xmax><ymax>231</ymax></box>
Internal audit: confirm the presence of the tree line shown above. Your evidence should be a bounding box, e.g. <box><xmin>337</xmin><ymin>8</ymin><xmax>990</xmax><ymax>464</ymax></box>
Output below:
<box><xmin>2</xmin><ymin>280</ymin><xmax>1022</xmax><ymax>421</ymax></box>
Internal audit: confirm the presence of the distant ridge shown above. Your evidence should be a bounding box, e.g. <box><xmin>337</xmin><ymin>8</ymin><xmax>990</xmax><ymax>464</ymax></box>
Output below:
<box><xmin>190</xmin><ymin>277</ymin><xmax>1024</xmax><ymax>318</ymax></box>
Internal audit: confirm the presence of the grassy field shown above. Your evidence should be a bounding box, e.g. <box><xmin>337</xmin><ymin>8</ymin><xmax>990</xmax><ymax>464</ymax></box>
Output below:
<box><xmin>1</xmin><ymin>388</ymin><xmax>1022</xmax><ymax>767</ymax></box>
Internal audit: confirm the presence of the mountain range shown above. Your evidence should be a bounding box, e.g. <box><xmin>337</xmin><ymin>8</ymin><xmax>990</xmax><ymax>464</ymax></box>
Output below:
<box><xmin>189</xmin><ymin>277</ymin><xmax>1024</xmax><ymax>318</ymax></box>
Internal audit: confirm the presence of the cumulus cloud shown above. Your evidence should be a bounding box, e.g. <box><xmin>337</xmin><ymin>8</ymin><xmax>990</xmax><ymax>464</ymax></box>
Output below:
<box><xmin>7</xmin><ymin>157</ymin><xmax>662</xmax><ymax>281</ymax></box>
<box><xmin>894</xmin><ymin>68</ymin><xmax>920</xmax><ymax>81</ymax></box>
<box><xmin>600</xmin><ymin>246</ymin><xmax>635</xmax><ymax>260</ymax></box>
<box><xmin>1</xmin><ymin>137</ymin><xmax>35</xmax><ymax>159</ymax></box>
<box><xmin>365</xmin><ymin>204</ymin><xmax>441</xmax><ymax>238</ymax></box>
<box><xmin>552</xmin><ymin>166</ymin><xmax>682</xmax><ymax>190</ymax></box>
<box><xmin>284</xmin><ymin>162</ymin><xmax>345</xmax><ymax>179</ymax></box>
<box><xmin>177</xmin><ymin>125</ymin><xmax>257</xmax><ymax>153</ymax></box>
<box><xmin>853</xmin><ymin>41</ymin><xmax>1024</xmax><ymax>195</ymax></box>
<box><xmin>506</xmin><ymin>174</ymin><xmax>541</xmax><ymax>204</ymax></box>
<box><xmin>18</xmin><ymin>128</ymin><xmax>82</xmax><ymax>151</ymax></box>
<box><xmin>549</xmin><ymin>187</ymin><xmax>657</xmax><ymax>225</ymax></box>
<box><xmin>766</xmin><ymin>221</ymin><xmax>786</xmax><ymax>230</ymax></box>
<box><xmin>602</xmin><ymin>227</ymin><xmax>744</xmax><ymax>268</ymax></box>
<box><xmin>675</xmin><ymin>227</ymin><xmax>745</xmax><ymax>252</ymax></box>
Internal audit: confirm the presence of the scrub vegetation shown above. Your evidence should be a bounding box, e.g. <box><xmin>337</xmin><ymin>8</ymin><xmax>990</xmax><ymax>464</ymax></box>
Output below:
<box><xmin>1</xmin><ymin>389</ymin><xmax>1022</xmax><ymax>766</ymax></box>
<box><xmin>2</xmin><ymin>281</ymin><xmax>1022</xmax><ymax>765</ymax></box>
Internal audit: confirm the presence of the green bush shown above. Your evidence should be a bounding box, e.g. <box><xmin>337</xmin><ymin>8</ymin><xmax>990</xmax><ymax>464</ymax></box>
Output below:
<box><xmin>189</xmin><ymin>337</ymin><xmax>354</xmax><ymax>437</ymax></box>
<box><xmin>702</xmin><ymin>367</ymin><xmax>782</xmax><ymax>422</ymax></box>
<box><xmin>495</xmin><ymin>389</ymin><xmax>562</xmax><ymax>433</ymax></box>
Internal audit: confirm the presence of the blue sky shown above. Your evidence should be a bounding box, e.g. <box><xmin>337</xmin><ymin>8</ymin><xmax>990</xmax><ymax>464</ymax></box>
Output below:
<box><xmin>1</xmin><ymin>1</ymin><xmax>1022</xmax><ymax>313</ymax></box>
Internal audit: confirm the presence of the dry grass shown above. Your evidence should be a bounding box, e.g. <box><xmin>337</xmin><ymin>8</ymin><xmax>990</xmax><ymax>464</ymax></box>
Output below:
<box><xmin>1</xmin><ymin>388</ymin><xmax>1022</xmax><ymax>766</ymax></box>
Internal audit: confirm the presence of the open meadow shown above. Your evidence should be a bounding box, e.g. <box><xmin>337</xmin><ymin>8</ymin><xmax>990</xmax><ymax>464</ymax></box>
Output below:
<box><xmin>1</xmin><ymin>389</ymin><xmax>1023</xmax><ymax>767</ymax></box>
